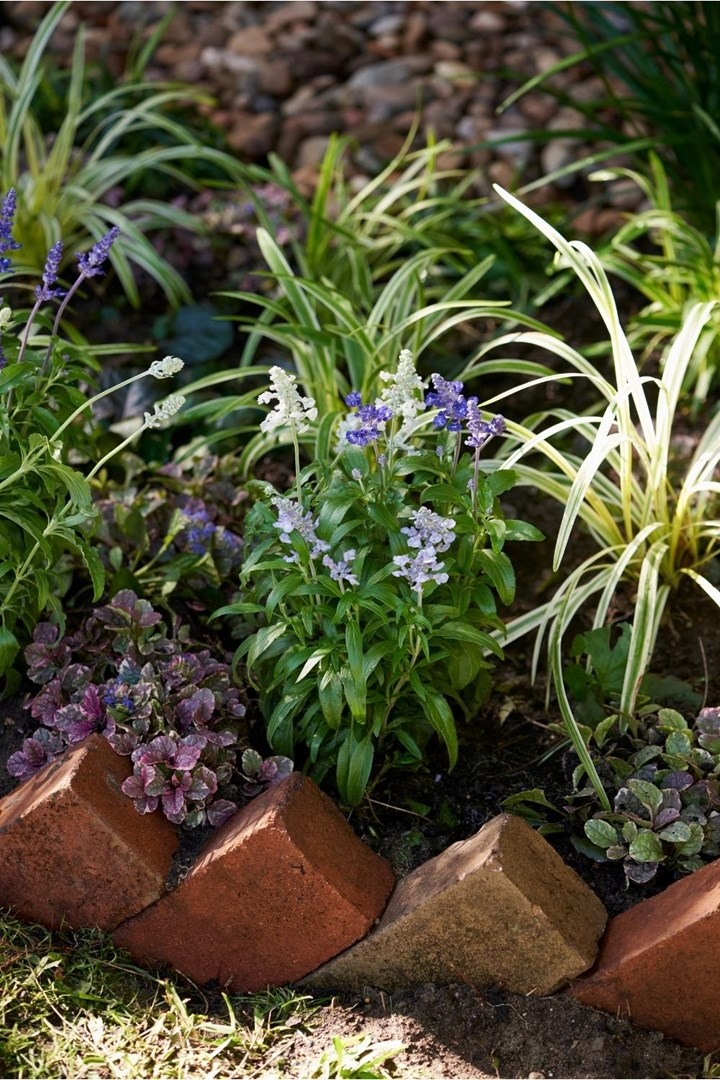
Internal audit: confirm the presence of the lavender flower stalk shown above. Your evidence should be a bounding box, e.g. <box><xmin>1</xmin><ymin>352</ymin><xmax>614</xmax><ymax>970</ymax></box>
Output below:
<box><xmin>17</xmin><ymin>241</ymin><xmax>66</xmax><ymax>363</ymax></box>
<box><xmin>0</xmin><ymin>189</ymin><xmax>21</xmax><ymax>273</ymax></box>
<box><xmin>41</xmin><ymin>226</ymin><xmax>121</xmax><ymax>374</ymax></box>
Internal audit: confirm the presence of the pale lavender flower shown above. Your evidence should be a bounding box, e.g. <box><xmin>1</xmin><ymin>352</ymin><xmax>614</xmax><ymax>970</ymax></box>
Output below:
<box><xmin>271</xmin><ymin>496</ymin><xmax>329</xmax><ymax>559</ymax></box>
<box><xmin>35</xmin><ymin>241</ymin><xmax>65</xmax><ymax>302</ymax></box>
<box><xmin>323</xmin><ymin>549</ymin><xmax>359</xmax><ymax>587</ymax></box>
<box><xmin>75</xmin><ymin>226</ymin><xmax>120</xmax><ymax>278</ymax></box>
<box><xmin>351</xmin><ymin>468</ymin><xmax>363</xmax><ymax>481</ymax></box>
<box><xmin>392</xmin><ymin>507</ymin><xmax>456</xmax><ymax>599</ymax></box>
<box><xmin>392</xmin><ymin>549</ymin><xmax>449</xmax><ymax>593</ymax></box>
<box><xmin>401</xmin><ymin>507</ymin><xmax>456</xmax><ymax>553</ymax></box>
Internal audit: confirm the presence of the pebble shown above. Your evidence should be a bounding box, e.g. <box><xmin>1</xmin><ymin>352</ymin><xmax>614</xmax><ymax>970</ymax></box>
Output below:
<box><xmin>0</xmin><ymin>0</ymin><xmax>626</xmax><ymax>220</ymax></box>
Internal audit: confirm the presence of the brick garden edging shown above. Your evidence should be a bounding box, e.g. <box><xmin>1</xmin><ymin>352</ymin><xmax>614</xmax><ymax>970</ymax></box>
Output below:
<box><xmin>302</xmin><ymin>812</ymin><xmax>607</xmax><ymax>997</ymax></box>
<box><xmin>0</xmin><ymin>734</ymin><xmax>177</xmax><ymax>930</ymax></box>
<box><xmin>2</xmin><ymin>741</ymin><xmax>720</xmax><ymax>1053</ymax></box>
<box><xmin>568</xmin><ymin>858</ymin><xmax>720</xmax><ymax>1052</ymax></box>
<box><xmin>113</xmin><ymin>772</ymin><xmax>396</xmax><ymax>991</ymax></box>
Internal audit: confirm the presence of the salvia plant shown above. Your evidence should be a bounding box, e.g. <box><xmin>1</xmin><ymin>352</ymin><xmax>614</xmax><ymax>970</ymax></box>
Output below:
<box><xmin>179</xmin><ymin>135</ymin><xmax>552</xmax><ymax>472</ymax></box>
<box><xmin>217</xmin><ymin>354</ymin><xmax>542</xmax><ymax>806</ymax></box>
<box><xmin>0</xmin><ymin>187</ymin><xmax>185</xmax><ymax>690</ymax></box>
<box><xmin>7</xmin><ymin>590</ymin><xmax>293</xmax><ymax>827</ymax></box>
<box><xmin>471</xmin><ymin>186</ymin><xmax>720</xmax><ymax>811</ymax></box>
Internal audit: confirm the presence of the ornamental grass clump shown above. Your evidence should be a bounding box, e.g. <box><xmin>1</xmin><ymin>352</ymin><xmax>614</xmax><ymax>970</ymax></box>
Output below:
<box><xmin>7</xmin><ymin>590</ymin><xmax>290</xmax><ymax>828</ymax></box>
<box><xmin>218</xmin><ymin>353</ymin><xmax>542</xmax><ymax>807</ymax></box>
<box><xmin>475</xmin><ymin>186</ymin><xmax>720</xmax><ymax>810</ymax></box>
<box><xmin>0</xmin><ymin>188</ymin><xmax>185</xmax><ymax>691</ymax></box>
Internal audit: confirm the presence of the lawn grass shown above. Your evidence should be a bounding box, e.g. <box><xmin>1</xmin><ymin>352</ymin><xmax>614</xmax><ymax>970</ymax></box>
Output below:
<box><xmin>0</xmin><ymin>910</ymin><xmax>326</xmax><ymax>1079</ymax></box>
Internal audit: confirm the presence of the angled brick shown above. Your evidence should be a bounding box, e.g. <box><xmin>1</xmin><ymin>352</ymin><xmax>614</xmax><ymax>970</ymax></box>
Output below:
<box><xmin>0</xmin><ymin>734</ymin><xmax>178</xmax><ymax>930</ymax></box>
<box><xmin>303</xmin><ymin>812</ymin><xmax>607</xmax><ymax>995</ymax></box>
<box><xmin>569</xmin><ymin>857</ymin><xmax>720</xmax><ymax>1051</ymax></box>
<box><xmin>113</xmin><ymin>773</ymin><xmax>395</xmax><ymax>990</ymax></box>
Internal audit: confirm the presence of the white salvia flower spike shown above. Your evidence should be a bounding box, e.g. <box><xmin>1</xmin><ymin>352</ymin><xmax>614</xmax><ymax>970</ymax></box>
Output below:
<box><xmin>149</xmin><ymin>355</ymin><xmax>184</xmax><ymax>379</ymax></box>
<box><xmin>0</xmin><ymin>306</ymin><xmax>11</xmax><ymax>330</ymax></box>
<box><xmin>144</xmin><ymin>393</ymin><xmax>186</xmax><ymax>429</ymax></box>
<box><xmin>259</xmin><ymin>365</ymin><xmax>317</xmax><ymax>435</ymax></box>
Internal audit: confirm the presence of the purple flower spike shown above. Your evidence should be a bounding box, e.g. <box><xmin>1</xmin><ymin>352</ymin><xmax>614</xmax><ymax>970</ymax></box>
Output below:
<box><xmin>465</xmin><ymin>398</ymin><xmax>506</xmax><ymax>450</ymax></box>
<box><xmin>345</xmin><ymin>400</ymin><xmax>393</xmax><ymax>447</ymax></box>
<box><xmin>345</xmin><ymin>391</ymin><xmax>362</xmax><ymax>407</ymax></box>
<box><xmin>0</xmin><ymin>188</ymin><xmax>22</xmax><ymax>272</ymax></box>
<box><xmin>75</xmin><ymin>226</ymin><xmax>120</xmax><ymax>278</ymax></box>
<box><xmin>35</xmin><ymin>240</ymin><xmax>66</xmax><ymax>302</ymax></box>
<box><xmin>425</xmin><ymin>374</ymin><xmax>468</xmax><ymax>432</ymax></box>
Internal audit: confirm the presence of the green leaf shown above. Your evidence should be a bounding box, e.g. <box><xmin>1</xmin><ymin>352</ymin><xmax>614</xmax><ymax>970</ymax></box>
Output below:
<box><xmin>474</xmin><ymin>549</ymin><xmax>515</xmax><ymax>605</ymax></box>
<box><xmin>318</xmin><ymin>669</ymin><xmax>344</xmax><ymax>729</ymax></box>
<box><xmin>503</xmin><ymin>519</ymin><xmax>545</xmax><ymax>542</ymax></box>
<box><xmin>628</xmin><ymin>829</ymin><xmax>665</xmax><ymax>863</ymax></box>
<box><xmin>502</xmin><ymin>787</ymin><xmax>560</xmax><ymax>813</ymax></box>
<box><xmin>676</xmin><ymin>822</ymin><xmax>705</xmax><ymax>857</ymax></box>
<box><xmin>345</xmin><ymin>620</ymin><xmax>363</xmax><ymax>684</ymax></box>
<box><xmin>627</xmin><ymin>778</ymin><xmax>663</xmax><ymax>818</ymax></box>
<box><xmin>665</xmin><ymin>731</ymin><xmax>693</xmax><ymax>760</ymax></box>
<box><xmin>658</xmin><ymin>821</ymin><xmax>692</xmax><ymax>844</ymax></box>
<box><xmin>0</xmin><ymin>626</ymin><xmax>20</xmax><ymax>676</ymax></box>
<box><xmin>247</xmin><ymin>624</ymin><xmax>290</xmax><ymax>670</ymax></box>
<box><xmin>77</xmin><ymin>540</ymin><xmax>105</xmax><ymax>601</ymax></box>
<box><xmin>431</xmin><ymin>621</ymin><xmax>504</xmax><ymax>658</ymax></box>
<box><xmin>336</xmin><ymin>730</ymin><xmax>374</xmax><ymax>807</ymax></box>
<box><xmin>421</xmin><ymin>690</ymin><xmax>457</xmax><ymax>768</ymax></box>
<box><xmin>584</xmin><ymin>818</ymin><xmax>619</xmax><ymax>849</ymax></box>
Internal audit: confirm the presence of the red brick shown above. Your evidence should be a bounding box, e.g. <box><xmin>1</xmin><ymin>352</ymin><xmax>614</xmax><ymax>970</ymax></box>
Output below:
<box><xmin>569</xmin><ymin>858</ymin><xmax>720</xmax><ymax>1051</ymax></box>
<box><xmin>114</xmin><ymin>773</ymin><xmax>395</xmax><ymax>991</ymax></box>
<box><xmin>0</xmin><ymin>735</ymin><xmax>178</xmax><ymax>930</ymax></box>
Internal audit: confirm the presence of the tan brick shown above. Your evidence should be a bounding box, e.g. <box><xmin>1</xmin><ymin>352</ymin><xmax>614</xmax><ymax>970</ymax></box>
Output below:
<box><xmin>113</xmin><ymin>773</ymin><xmax>395</xmax><ymax>991</ymax></box>
<box><xmin>569</xmin><ymin>858</ymin><xmax>720</xmax><ymax>1051</ymax></box>
<box><xmin>304</xmin><ymin>813</ymin><xmax>607</xmax><ymax>995</ymax></box>
<box><xmin>0</xmin><ymin>735</ymin><xmax>178</xmax><ymax>930</ymax></box>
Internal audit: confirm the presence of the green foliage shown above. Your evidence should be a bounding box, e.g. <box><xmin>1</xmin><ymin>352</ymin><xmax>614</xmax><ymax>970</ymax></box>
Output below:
<box><xmin>307</xmin><ymin>1035</ymin><xmax>406</xmax><ymax>1080</ymax></box>
<box><xmin>593</xmin><ymin>155</ymin><xmax>720</xmax><ymax>405</ymax></box>
<box><xmin>0</xmin><ymin>910</ymin><xmax>320</xmax><ymax>1078</ymax></box>
<box><xmin>481</xmin><ymin>186</ymin><xmax>720</xmax><ymax>810</ymax></box>
<box><xmin>0</xmin><ymin>290</ymin><xmax>185</xmax><ymax>692</ymax></box>
<box><xmin>181</xmin><ymin>138</ymin><xmax>553</xmax><ymax>465</ymax></box>
<box><xmin>504</xmin><ymin>1</ymin><xmax>720</xmax><ymax>231</ymax></box>
<box><xmin>217</xmin><ymin>360</ymin><xmax>541</xmax><ymax>806</ymax></box>
<box><xmin>0</xmin><ymin>1</ymin><xmax>245</xmax><ymax>307</ymax></box>
<box><xmin>580</xmin><ymin>706</ymin><xmax>720</xmax><ymax>885</ymax></box>
<box><xmin>91</xmin><ymin>452</ymin><xmax>245</xmax><ymax>611</ymax></box>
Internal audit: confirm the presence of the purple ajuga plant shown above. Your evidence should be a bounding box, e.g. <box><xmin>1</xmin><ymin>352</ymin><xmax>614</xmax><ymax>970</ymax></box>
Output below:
<box><xmin>8</xmin><ymin>590</ymin><xmax>266</xmax><ymax>828</ymax></box>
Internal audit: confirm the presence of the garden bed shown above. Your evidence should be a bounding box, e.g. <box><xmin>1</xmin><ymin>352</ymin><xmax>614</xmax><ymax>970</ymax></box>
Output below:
<box><xmin>3</xmin><ymin>2</ymin><xmax>720</xmax><ymax>1078</ymax></box>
